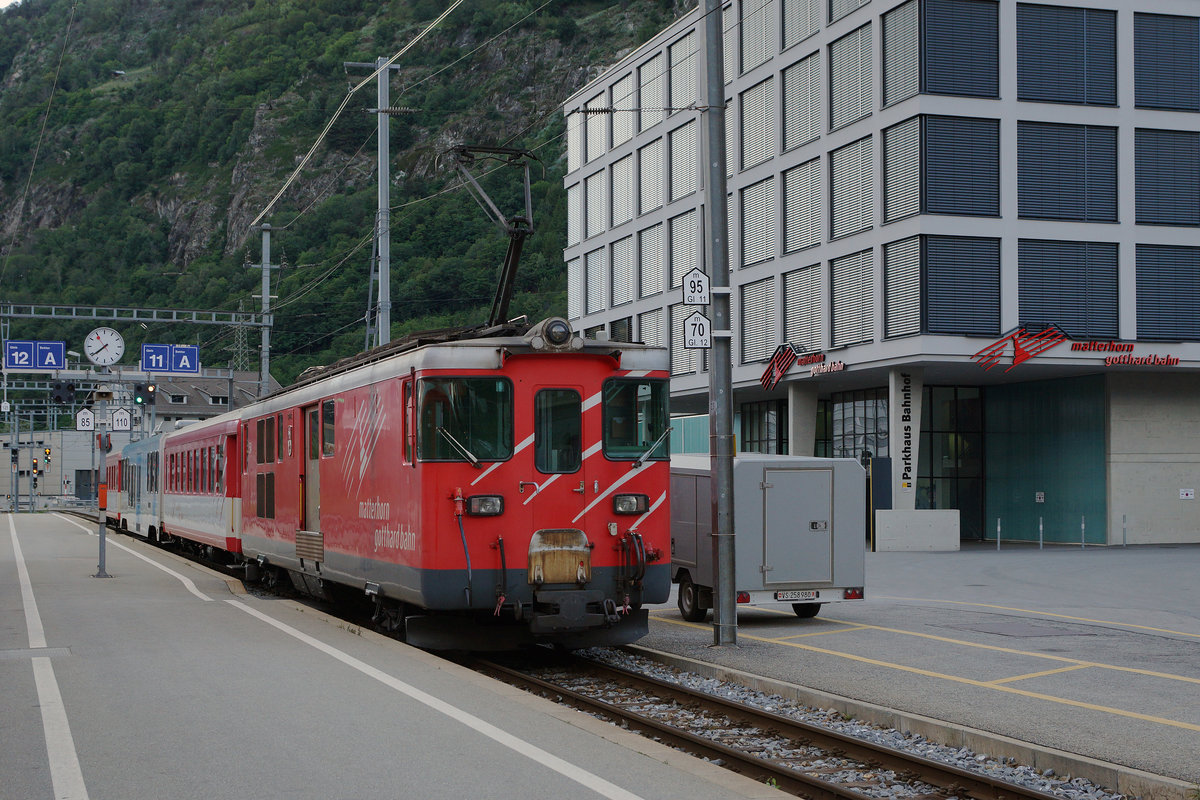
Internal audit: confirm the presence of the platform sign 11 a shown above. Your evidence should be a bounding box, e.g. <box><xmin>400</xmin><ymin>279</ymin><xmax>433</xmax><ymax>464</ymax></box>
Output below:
<box><xmin>141</xmin><ymin>344</ymin><xmax>200</xmax><ymax>374</ymax></box>
<box><xmin>4</xmin><ymin>340</ymin><xmax>66</xmax><ymax>371</ymax></box>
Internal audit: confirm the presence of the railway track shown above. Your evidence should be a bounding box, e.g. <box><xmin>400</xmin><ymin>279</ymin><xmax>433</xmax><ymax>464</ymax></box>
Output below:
<box><xmin>470</xmin><ymin>652</ymin><xmax>1068</xmax><ymax>800</ymax></box>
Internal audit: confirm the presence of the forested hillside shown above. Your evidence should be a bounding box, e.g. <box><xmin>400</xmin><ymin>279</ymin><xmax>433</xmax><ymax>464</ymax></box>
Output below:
<box><xmin>0</xmin><ymin>0</ymin><xmax>688</xmax><ymax>383</ymax></box>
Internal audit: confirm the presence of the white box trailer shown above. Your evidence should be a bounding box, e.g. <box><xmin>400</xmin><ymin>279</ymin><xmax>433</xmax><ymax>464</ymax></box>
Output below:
<box><xmin>670</xmin><ymin>454</ymin><xmax>866</xmax><ymax>621</ymax></box>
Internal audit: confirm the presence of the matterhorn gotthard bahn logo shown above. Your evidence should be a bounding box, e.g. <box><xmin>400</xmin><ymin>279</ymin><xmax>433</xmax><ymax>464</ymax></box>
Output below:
<box><xmin>970</xmin><ymin>325</ymin><xmax>1069</xmax><ymax>372</ymax></box>
<box><xmin>971</xmin><ymin>325</ymin><xmax>1181</xmax><ymax>371</ymax></box>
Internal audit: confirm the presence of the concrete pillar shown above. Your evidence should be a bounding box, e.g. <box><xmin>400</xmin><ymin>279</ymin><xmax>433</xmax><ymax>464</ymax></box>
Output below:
<box><xmin>888</xmin><ymin>367</ymin><xmax>923</xmax><ymax>511</ymax></box>
<box><xmin>787</xmin><ymin>381</ymin><xmax>818</xmax><ymax>457</ymax></box>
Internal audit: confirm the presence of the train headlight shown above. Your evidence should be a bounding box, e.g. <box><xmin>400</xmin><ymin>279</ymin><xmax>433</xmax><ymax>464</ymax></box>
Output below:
<box><xmin>466</xmin><ymin>495</ymin><xmax>504</xmax><ymax>516</ymax></box>
<box><xmin>544</xmin><ymin>318</ymin><xmax>572</xmax><ymax>346</ymax></box>
<box><xmin>612</xmin><ymin>494</ymin><xmax>649</xmax><ymax>515</ymax></box>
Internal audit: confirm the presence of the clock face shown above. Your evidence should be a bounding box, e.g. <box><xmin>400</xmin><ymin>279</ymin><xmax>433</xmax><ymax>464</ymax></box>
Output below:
<box><xmin>84</xmin><ymin>327</ymin><xmax>125</xmax><ymax>366</ymax></box>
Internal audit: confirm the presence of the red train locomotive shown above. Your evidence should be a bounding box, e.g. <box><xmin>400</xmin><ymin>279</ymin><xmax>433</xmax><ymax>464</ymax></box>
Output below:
<box><xmin>108</xmin><ymin>318</ymin><xmax>672</xmax><ymax>650</ymax></box>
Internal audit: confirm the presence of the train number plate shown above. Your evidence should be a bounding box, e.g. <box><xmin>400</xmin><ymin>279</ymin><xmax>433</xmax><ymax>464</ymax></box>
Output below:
<box><xmin>775</xmin><ymin>590</ymin><xmax>818</xmax><ymax>601</ymax></box>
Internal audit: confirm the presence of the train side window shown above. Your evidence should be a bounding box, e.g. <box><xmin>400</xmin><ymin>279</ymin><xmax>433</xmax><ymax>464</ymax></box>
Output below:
<box><xmin>402</xmin><ymin>380</ymin><xmax>414</xmax><ymax>464</ymax></box>
<box><xmin>534</xmin><ymin>389</ymin><xmax>582</xmax><ymax>474</ymax></box>
<box><xmin>243</xmin><ymin>424</ymin><xmax>251</xmax><ymax>474</ymax></box>
<box><xmin>215</xmin><ymin>445</ymin><xmax>223</xmax><ymax>493</ymax></box>
<box><xmin>417</xmin><ymin>378</ymin><xmax>512</xmax><ymax>461</ymax></box>
<box><xmin>277</xmin><ymin>414</ymin><xmax>284</xmax><ymax>461</ymax></box>
<box><xmin>322</xmin><ymin>399</ymin><xmax>336</xmax><ymax>457</ymax></box>
<box><xmin>308</xmin><ymin>409</ymin><xmax>319</xmax><ymax>460</ymax></box>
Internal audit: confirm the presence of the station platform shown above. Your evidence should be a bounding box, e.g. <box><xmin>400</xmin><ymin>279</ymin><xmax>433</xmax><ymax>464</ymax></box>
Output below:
<box><xmin>637</xmin><ymin>541</ymin><xmax>1200</xmax><ymax>799</ymax></box>
<box><xmin>1</xmin><ymin>512</ymin><xmax>780</xmax><ymax>800</ymax></box>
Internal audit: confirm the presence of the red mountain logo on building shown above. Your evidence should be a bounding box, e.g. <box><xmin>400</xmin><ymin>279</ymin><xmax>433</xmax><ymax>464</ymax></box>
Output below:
<box><xmin>971</xmin><ymin>325</ymin><xmax>1069</xmax><ymax>372</ymax></box>
<box><xmin>760</xmin><ymin>344</ymin><xmax>799</xmax><ymax>390</ymax></box>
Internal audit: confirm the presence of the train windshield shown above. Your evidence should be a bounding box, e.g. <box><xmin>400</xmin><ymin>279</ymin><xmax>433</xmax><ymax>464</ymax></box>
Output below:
<box><xmin>602</xmin><ymin>378</ymin><xmax>670</xmax><ymax>461</ymax></box>
<box><xmin>417</xmin><ymin>377</ymin><xmax>513</xmax><ymax>462</ymax></box>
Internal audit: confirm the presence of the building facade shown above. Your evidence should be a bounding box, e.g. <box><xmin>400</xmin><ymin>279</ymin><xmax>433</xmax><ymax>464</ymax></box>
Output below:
<box><xmin>562</xmin><ymin>0</ymin><xmax>1200</xmax><ymax>545</ymax></box>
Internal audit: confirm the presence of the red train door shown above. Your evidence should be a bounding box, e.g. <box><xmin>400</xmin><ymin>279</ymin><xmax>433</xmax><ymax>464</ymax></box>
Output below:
<box><xmin>302</xmin><ymin>404</ymin><xmax>321</xmax><ymax>532</ymax></box>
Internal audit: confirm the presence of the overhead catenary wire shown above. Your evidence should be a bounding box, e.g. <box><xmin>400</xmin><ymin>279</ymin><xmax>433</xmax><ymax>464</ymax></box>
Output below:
<box><xmin>250</xmin><ymin>0</ymin><xmax>466</xmax><ymax>229</ymax></box>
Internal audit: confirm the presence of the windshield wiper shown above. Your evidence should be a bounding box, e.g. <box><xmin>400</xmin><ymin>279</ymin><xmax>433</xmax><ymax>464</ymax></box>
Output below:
<box><xmin>437</xmin><ymin>427</ymin><xmax>481</xmax><ymax>468</ymax></box>
<box><xmin>634</xmin><ymin>426</ymin><xmax>672</xmax><ymax>469</ymax></box>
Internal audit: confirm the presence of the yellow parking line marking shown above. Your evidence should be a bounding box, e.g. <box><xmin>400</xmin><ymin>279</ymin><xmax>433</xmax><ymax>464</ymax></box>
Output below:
<box><xmin>876</xmin><ymin>596</ymin><xmax>1200</xmax><ymax>640</ymax></box>
<box><xmin>988</xmin><ymin>665</ymin><xmax>1092</xmax><ymax>685</ymax></box>
<box><xmin>652</xmin><ymin>616</ymin><xmax>1200</xmax><ymax>733</ymax></box>
<box><xmin>652</xmin><ymin>618</ymin><xmax>1200</xmax><ymax>734</ymax></box>
<box><xmin>776</xmin><ymin>625</ymin><xmax>872</xmax><ymax>641</ymax></box>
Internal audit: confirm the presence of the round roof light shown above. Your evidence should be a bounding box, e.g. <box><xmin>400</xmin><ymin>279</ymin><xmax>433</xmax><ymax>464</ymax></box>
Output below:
<box><xmin>544</xmin><ymin>318</ymin><xmax>572</xmax><ymax>346</ymax></box>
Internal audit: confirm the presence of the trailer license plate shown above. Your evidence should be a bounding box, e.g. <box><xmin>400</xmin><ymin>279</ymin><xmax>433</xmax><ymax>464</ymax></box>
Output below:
<box><xmin>775</xmin><ymin>590</ymin><xmax>818</xmax><ymax>601</ymax></box>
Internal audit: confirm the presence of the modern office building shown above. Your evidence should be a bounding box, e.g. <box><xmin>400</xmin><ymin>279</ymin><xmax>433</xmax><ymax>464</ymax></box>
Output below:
<box><xmin>562</xmin><ymin>0</ymin><xmax>1200</xmax><ymax>545</ymax></box>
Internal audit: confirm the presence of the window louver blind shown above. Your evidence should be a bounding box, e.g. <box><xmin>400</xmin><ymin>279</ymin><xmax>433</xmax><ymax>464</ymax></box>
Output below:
<box><xmin>1136</xmin><ymin>128</ymin><xmax>1200</xmax><ymax>226</ymax></box>
<box><xmin>830</xmin><ymin>136</ymin><xmax>873</xmax><ymax>239</ymax></box>
<box><xmin>1018</xmin><ymin>239</ymin><xmax>1118</xmax><ymax>338</ymax></box>
<box><xmin>723</xmin><ymin>4</ymin><xmax>736</xmax><ymax>82</ymax></box>
<box><xmin>670</xmin><ymin>32</ymin><xmax>696</xmax><ymax>114</ymax></box>
<box><xmin>639</xmin><ymin>224</ymin><xmax>664</xmax><ymax>297</ymax></box>
<box><xmin>639</xmin><ymin>308</ymin><xmax>664</xmax><ymax>347</ymax></box>
<box><xmin>831</xmin><ymin>249</ymin><xmax>873</xmax><ymax>347</ymax></box>
<box><xmin>612</xmin><ymin>155</ymin><xmax>634</xmax><ymax>227</ymax></box>
<box><xmin>884</xmin><ymin>117</ymin><xmax>920</xmax><ymax>222</ymax></box>
<box><xmin>742</xmin><ymin>177</ymin><xmax>775</xmax><ymax>267</ymax></box>
<box><xmin>784</xmin><ymin>263</ymin><xmax>822</xmax><ymax>352</ymax></box>
<box><xmin>1136</xmin><ymin>244</ymin><xmax>1200</xmax><ymax>340</ymax></box>
<box><xmin>784</xmin><ymin>158</ymin><xmax>821</xmax><ymax>252</ymax></box>
<box><xmin>783</xmin><ymin>53</ymin><xmax>820</xmax><ymax>150</ymax></box>
<box><xmin>670</xmin><ymin>210</ymin><xmax>698</xmax><ymax>288</ymax></box>
<box><xmin>742</xmin><ymin>0</ymin><xmax>772</xmax><ymax>72</ymax></box>
<box><xmin>883</xmin><ymin>0</ymin><xmax>918</xmax><ymax>106</ymax></box>
<box><xmin>741</xmin><ymin>78</ymin><xmax>774</xmax><ymax>169</ymax></box>
<box><xmin>671</xmin><ymin>303</ymin><xmax>701</xmax><ymax>374</ymax></box>
<box><xmin>926</xmin><ymin>235</ymin><xmax>1000</xmax><ymax>335</ymax></box>
<box><xmin>567</xmin><ymin>183</ymin><xmax>582</xmax><ymax>246</ymax></box>
<box><xmin>612</xmin><ymin>236</ymin><xmax>635</xmax><ymax>306</ymax></box>
<box><xmin>585</xmin><ymin>171</ymin><xmax>606</xmax><ymax>237</ymax></box>
<box><xmin>640</xmin><ymin>139</ymin><xmax>663</xmax><ymax>213</ymax></box>
<box><xmin>884</xmin><ymin>236</ymin><xmax>920</xmax><ymax>338</ymax></box>
<box><xmin>670</xmin><ymin>122</ymin><xmax>698</xmax><ymax>201</ymax></box>
<box><xmin>783</xmin><ymin>0</ymin><xmax>820</xmax><ymax>51</ymax></box>
<box><xmin>1018</xmin><ymin>122</ymin><xmax>1116</xmax><ymax>222</ymax></box>
<box><xmin>567</xmin><ymin>108</ymin><xmax>584</xmax><ymax>173</ymax></box>
<box><xmin>924</xmin><ymin>0</ymin><xmax>998</xmax><ymax>98</ymax></box>
<box><xmin>1017</xmin><ymin>5</ymin><xmax>1116</xmax><ymax>106</ymax></box>
<box><xmin>925</xmin><ymin>115</ymin><xmax>999</xmax><ymax>216</ymax></box>
<box><xmin>830</xmin><ymin>23</ymin><xmax>872</xmax><ymax>130</ymax></box>
<box><xmin>741</xmin><ymin>277</ymin><xmax>776</xmax><ymax>362</ymax></box>
<box><xmin>586</xmin><ymin>248</ymin><xmax>606</xmax><ymax>314</ymax></box>
<box><xmin>639</xmin><ymin>53</ymin><xmax>665</xmax><ymax>130</ymax></box>
<box><xmin>612</xmin><ymin>74</ymin><xmax>635</xmax><ymax>147</ymax></box>
<box><xmin>1134</xmin><ymin>13</ymin><xmax>1200</xmax><ymax>111</ymax></box>
<box><xmin>585</xmin><ymin>94</ymin><xmax>606</xmax><ymax>163</ymax></box>
<box><xmin>567</xmin><ymin>257</ymin><xmax>582</xmax><ymax>318</ymax></box>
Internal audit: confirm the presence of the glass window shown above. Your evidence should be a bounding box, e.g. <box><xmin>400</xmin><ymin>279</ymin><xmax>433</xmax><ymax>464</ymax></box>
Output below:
<box><xmin>402</xmin><ymin>381</ymin><xmax>414</xmax><ymax>463</ymax></box>
<box><xmin>1018</xmin><ymin>121</ymin><xmax>1117</xmax><ymax>222</ymax></box>
<box><xmin>322</xmin><ymin>400</ymin><xmax>336</xmax><ymax>457</ymax></box>
<box><xmin>603</xmin><ymin>378</ymin><xmax>670</xmax><ymax>460</ymax></box>
<box><xmin>924</xmin><ymin>0</ymin><xmax>998</xmax><ymax>98</ymax></box>
<box><xmin>535</xmin><ymin>390</ymin><xmax>582</xmax><ymax>474</ymax></box>
<box><xmin>741</xmin><ymin>399</ymin><xmax>789</xmax><ymax>454</ymax></box>
<box><xmin>829</xmin><ymin>23</ymin><xmax>872</xmax><ymax>130</ymax></box>
<box><xmin>418</xmin><ymin>378</ymin><xmax>513</xmax><ymax>462</ymax></box>
<box><xmin>308</xmin><ymin>409</ymin><xmax>319</xmax><ymax>460</ymax></box>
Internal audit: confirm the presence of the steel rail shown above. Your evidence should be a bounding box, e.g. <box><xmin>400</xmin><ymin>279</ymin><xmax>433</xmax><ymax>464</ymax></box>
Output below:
<box><xmin>474</xmin><ymin>655</ymin><xmax>1067</xmax><ymax>800</ymax></box>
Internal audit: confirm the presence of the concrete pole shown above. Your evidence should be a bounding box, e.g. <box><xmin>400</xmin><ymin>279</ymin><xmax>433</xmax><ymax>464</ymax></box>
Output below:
<box><xmin>259</xmin><ymin>225</ymin><xmax>272</xmax><ymax>398</ymax></box>
<box><xmin>376</xmin><ymin>56</ymin><xmax>392</xmax><ymax>346</ymax></box>
<box><xmin>95</xmin><ymin>384</ymin><xmax>111</xmax><ymax>578</ymax></box>
<box><xmin>702</xmin><ymin>0</ymin><xmax>736</xmax><ymax>647</ymax></box>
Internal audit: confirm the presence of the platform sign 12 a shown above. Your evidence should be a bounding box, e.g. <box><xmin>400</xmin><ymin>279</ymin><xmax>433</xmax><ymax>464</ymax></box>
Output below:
<box><xmin>141</xmin><ymin>344</ymin><xmax>200</xmax><ymax>374</ymax></box>
<box><xmin>4</xmin><ymin>340</ymin><xmax>66</xmax><ymax>371</ymax></box>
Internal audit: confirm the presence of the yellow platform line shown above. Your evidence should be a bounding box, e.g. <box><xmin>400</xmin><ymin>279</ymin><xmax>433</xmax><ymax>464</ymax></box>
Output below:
<box><xmin>988</xmin><ymin>664</ymin><xmax>1092</xmax><ymax>685</ymax></box>
<box><xmin>876</xmin><ymin>595</ymin><xmax>1200</xmax><ymax>640</ymax></box>
<box><xmin>652</xmin><ymin>615</ymin><xmax>1200</xmax><ymax>733</ymax></box>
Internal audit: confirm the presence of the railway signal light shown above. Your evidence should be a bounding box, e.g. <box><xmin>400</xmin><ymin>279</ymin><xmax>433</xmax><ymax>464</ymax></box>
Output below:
<box><xmin>134</xmin><ymin>382</ymin><xmax>157</xmax><ymax>405</ymax></box>
<box><xmin>32</xmin><ymin>458</ymin><xmax>38</xmax><ymax>475</ymax></box>
<box><xmin>50</xmin><ymin>381</ymin><xmax>76</xmax><ymax>404</ymax></box>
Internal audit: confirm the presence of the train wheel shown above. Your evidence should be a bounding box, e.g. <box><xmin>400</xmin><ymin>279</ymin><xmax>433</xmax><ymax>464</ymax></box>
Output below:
<box><xmin>677</xmin><ymin>577</ymin><xmax>708</xmax><ymax>622</ymax></box>
<box><xmin>371</xmin><ymin>598</ymin><xmax>407</xmax><ymax>641</ymax></box>
<box><xmin>791</xmin><ymin>603</ymin><xmax>820</xmax><ymax>619</ymax></box>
